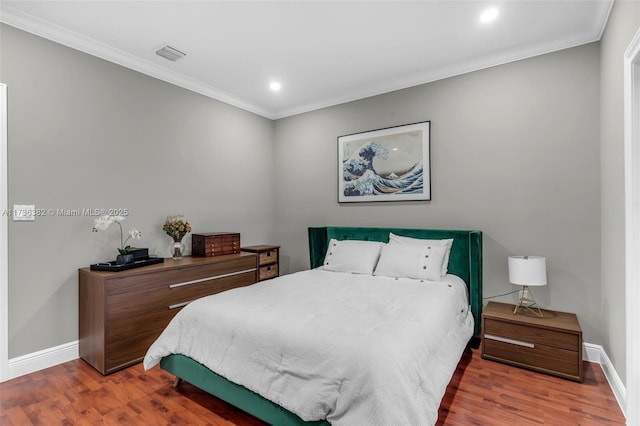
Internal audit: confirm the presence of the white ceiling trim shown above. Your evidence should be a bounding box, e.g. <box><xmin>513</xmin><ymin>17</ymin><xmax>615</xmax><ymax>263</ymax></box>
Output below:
<box><xmin>274</xmin><ymin>0</ymin><xmax>614</xmax><ymax>119</ymax></box>
<box><xmin>0</xmin><ymin>5</ymin><xmax>275</xmax><ymax>119</ymax></box>
<box><xmin>275</xmin><ymin>32</ymin><xmax>606</xmax><ymax>119</ymax></box>
<box><xmin>0</xmin><ymin>2</ymin><xmax>613</xmax><ymax>121</ymax></box>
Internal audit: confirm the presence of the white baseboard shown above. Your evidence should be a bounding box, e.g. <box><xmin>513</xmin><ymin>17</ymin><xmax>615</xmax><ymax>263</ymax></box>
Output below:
<box><xmin>7</xmin><ymin>340</ymin><xmax>78</xmax><ymax>381</ymax></box>
<box><xmin>584</xmin><ymin>342</ymin><xmax>627</xmax><ymax>418</ymax></box>
<box><xmin>2</xmin><ymin>339</ymin><xmax>629</xmax><ymax>419</ymax></box>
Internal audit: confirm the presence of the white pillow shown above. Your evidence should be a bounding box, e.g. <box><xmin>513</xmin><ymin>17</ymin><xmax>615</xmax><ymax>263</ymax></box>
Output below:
<box><xmin>320</xmin><ymin>239</ymin><xmax>384</xmax><ymax>275</ymax></box>
<box><xmin>388</xmin><ymin>233</ymin><xmax>454</xmax><ymax>276</ymax></box>
<box><xmin>374</xmin><ymin>243</ymin><xmax>447</xmax><ymax>281</ymax></box>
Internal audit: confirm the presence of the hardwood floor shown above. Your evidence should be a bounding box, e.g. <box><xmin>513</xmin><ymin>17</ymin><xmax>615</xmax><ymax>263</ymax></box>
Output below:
<box><xmin>438</xmin><ymin>349</ymin><xmax>624</xmax><ymax>425</ymax></box>
<box><xmin>0</xmin><ymin>348</ymin><xmax>625</xmax><ymax>425</ymax></box>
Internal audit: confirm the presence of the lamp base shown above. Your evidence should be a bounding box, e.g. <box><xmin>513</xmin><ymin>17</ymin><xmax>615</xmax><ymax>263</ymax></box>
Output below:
<box><xmin>513</xmin><ymin>285</ymin><xmax>543</xmax><ymax>317</ymax></box>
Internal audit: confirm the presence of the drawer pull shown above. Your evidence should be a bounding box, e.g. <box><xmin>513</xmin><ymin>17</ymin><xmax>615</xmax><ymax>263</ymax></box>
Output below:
<box><xmin>169</xmin><ymin>268</ymin><xmax>257</xmax><ymax>289</ymax></box>
<box><xmin>168</xmin><ymin>300</ymin><xmax>193</xmax><ymax>310</ymax></box>
<box><xmin>485</xmin><ymin>334</ymin><xmax>534</xmax><ymax>348</ymax></box>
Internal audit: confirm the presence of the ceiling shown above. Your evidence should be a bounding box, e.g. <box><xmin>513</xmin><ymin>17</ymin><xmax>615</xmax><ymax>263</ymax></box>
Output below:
<box><xmin>0</xmin><ymin>1</ymin><xmax>613</xmax><ymax>119</ymax></box>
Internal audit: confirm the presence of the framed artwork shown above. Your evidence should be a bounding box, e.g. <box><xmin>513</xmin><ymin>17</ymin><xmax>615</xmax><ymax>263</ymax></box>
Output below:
<box><xmin>338</xmin><ymin>121</ymin><xmax>431</xmax><ymax>203</ymax></box>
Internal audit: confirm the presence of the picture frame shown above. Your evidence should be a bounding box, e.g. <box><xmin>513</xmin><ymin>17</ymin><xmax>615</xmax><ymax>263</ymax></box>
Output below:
<box><xmin>338</xmin><ymin>121</ymin><xmax>431</xmax><ymax>203</ymax></box>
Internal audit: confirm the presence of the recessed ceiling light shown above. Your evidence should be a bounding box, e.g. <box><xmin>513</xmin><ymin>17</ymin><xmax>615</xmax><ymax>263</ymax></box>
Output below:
<box><xmin>479</xmin><ymin>8</ymin><xmax>499</xmax><ymax>24</ymax></box>
<box><xmin>270</xmin><ymin>81</ymin><xmax>282</xmax><ymax>91</ymax></box>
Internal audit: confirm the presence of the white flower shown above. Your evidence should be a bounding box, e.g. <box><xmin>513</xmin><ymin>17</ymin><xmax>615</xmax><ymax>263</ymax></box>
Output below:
<box><xmin>92</xmin><ymin>215</ymin><xmax>115</xmax><ymax>232</ymax></box>
<box><xmin>91</xmin><ymin>215</ymin><xmax>141</xmax><ymax>254</ymax></box>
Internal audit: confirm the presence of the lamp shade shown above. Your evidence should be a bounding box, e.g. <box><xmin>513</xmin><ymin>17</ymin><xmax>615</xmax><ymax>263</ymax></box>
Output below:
<box><xmin>508</xmin><ymin>256</ymin><xmax>547</xmax><ymax>286</ymax></box>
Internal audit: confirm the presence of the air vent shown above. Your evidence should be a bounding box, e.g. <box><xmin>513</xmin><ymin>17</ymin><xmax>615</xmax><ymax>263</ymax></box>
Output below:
<box><xmin>155</xmin><ymin>45</ymin><xmax>186</xmax><ymax>62</ymax></box>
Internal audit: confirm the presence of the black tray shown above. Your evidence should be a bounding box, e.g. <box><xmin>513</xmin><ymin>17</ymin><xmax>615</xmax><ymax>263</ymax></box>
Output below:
<box><xmin>90</xmin><ymin>256</ymin><xmax>164</xmax><ymax>272</ymax></box>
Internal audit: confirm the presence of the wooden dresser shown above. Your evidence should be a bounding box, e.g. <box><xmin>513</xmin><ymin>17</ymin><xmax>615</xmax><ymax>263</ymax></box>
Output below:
<box><xmin>79</xmin><ymin>253</ymin><xmax>258</xmax><ymax>375</ymax></box>
<box><xmin>482</xmin><ymin>301</ymin><xmax>583</xmax><ymax>382</ymax></box>
<box><xmin>242</xmin><ymin>245</ymin><xmax>279</xmax><ymax>281</ymax></box>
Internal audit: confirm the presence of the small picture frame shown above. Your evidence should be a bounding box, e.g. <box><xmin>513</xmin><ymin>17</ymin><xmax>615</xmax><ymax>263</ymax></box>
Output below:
<box><xmin>338</xmin><ymin>121</ymin><xmax>431</xmax><ymax>203</ymax></box>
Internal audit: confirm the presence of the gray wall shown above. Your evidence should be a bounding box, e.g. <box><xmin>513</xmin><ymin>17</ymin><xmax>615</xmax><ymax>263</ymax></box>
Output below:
<box><xmin>599</xmin><ymin>0</ymin><xmax>640</xmax><ymax>386</ymax></box>
<box><xmin>1</xmin><ymin>12</ymin><xmax>631</xmax><ymax>379</ymax></box>
<box><xmin>274</xmin><ymin>44</ymin><xmax>603</xmax><ymax>345</ymax></box>
<box><xmin>0</xmin><ymin>24</ymin><xmax>276</xmax><ymax>358</ymax></box>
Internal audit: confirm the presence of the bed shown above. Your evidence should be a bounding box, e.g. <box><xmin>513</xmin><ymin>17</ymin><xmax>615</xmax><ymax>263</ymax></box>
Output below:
<box><xmin>144</xmin><ymin>226</ymin><xmax>482</xmax><ymax>425</ymax></box>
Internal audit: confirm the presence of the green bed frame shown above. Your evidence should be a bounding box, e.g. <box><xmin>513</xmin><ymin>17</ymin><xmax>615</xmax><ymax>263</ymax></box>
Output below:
<box><xmin>160</xmin><ymin>226</ymin><xmax>483</xmax><ymax>425</ymax></box>
<box><xmin>308</xmin><ymin>227</ymin><xmax>483</xmax><ymax>338</ymax></box>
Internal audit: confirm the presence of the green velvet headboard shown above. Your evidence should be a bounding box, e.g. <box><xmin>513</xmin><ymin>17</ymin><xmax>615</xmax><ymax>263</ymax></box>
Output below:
<box><xmin>308</xmin><ymin>226</ymin><xmax>483</xmax><ymax>338</ymax></box>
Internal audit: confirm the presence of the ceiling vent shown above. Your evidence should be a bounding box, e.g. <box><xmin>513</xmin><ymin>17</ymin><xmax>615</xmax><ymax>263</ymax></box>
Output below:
<box><xmin>155</xmin><ymin>45</ymin><xmax>186</xmax><ymax>62</ymax></box>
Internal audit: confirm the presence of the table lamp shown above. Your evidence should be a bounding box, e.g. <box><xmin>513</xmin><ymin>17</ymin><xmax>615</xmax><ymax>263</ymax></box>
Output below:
<box><xmin>508</xmin><ymin>255</ymin><xmax>547</xmax><ymax>317</ymax></box>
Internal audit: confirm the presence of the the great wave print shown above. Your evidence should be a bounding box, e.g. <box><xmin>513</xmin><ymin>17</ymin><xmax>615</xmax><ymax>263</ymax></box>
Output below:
<box><xmin>341</xmin><ymin>126</ymin><xmax>427</xmax><ymax>200</ymax></box>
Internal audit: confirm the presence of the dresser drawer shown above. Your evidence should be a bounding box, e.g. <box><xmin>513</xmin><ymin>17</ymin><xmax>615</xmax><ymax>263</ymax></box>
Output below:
<box><xmin>105</xmin><ymin>327</ymin><xmax>166</xmax><ymax>373</ymax></box>
<box><xmin>107</xmin><ymin>307</ymin><xmax>176</xmax><ymax>341</ymax></box>
<box><xmin>106</xmin><ymin>256</ymin><xmax>255</xmax><ymax>294</ymax></box>
<box><xmin>483</xmin><ymin>318</ymin><xmax>578</xmax><ymax>351</ymax></box>
<box><xmin>107</xmin><ymin>269</ymin><xmax>255</xmax><ymax>319</ymax></box>
<box><xmin>483</xmin><ymin>336</ymin><xmax>580</xmax><ymax>378</ymax></box>
<box><xmin>259</xmin><ymin>263</ymin><xmax>278</xmax><ymax>280</ymax></box>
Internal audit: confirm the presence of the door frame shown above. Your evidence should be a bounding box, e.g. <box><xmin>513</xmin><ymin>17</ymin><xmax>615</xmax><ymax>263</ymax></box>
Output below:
<box><xmin>624</xmin><ymin>27</ymin><xmax>640</xmax><ymax>424</ymax></box>
<box><xmin>0</xmin><ymin>83</ymin><xmax>8</xmax><ymax>382</ymax></box>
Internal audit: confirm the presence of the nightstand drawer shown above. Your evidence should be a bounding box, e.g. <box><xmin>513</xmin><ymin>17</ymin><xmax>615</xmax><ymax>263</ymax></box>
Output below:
<box><xmin>259</xmin><ymin>264</ymin><xmax>278</xmax><ymax>280</ymax></box>
<box><xmin>483</xmin><ymin>336</ymin><xmax>580</xmax><ymax>378</ymax></box>
<box><xmin>258</xmin><ymin>249</ymin><xmax>278</xmax><ymax>266</ymax></box>
<box><xmin>484</xmin><ymin>318</ymin><xmax>578</xmax><ymax>351</ymax></box>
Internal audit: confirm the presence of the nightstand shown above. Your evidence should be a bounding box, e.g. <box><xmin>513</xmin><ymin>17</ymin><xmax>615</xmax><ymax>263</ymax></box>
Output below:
<box><xmin>242</xmin><ymin>245</ymin><xmax>279</xmax><ymax>281</ymax></box>
<box><xmin>481</xmin><ymin>301</ymin><xmax>583</xmax><ymax>382</ymax></box>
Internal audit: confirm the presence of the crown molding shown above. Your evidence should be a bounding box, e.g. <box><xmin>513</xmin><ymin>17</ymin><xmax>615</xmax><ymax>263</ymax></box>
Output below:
<box><xmin>1</xmin><ymin>2</ymin><xmax>611</xmax><ymax>121</ymax></box>
<box><xmin>272</xmin><ymin>31</ymin><xmax>604</xmax><ymax>119</ymax></box>
<box><xmin>0</xmin><ymin>5</ymin><xmax>276</xmax><ymax>120</ymax></box>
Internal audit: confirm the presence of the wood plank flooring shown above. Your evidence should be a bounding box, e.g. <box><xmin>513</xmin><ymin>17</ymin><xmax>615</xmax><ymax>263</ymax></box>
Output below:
<box><xmin>0</xmin><ymin>348</ymin><xmax>625</xmax><ymax>425</ymax></box>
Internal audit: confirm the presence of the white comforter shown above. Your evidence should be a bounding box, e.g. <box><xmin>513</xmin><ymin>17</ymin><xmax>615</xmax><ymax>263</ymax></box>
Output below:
<box><xmin>144</xmin><ymin>269</ymin><xmax>473</xmax><ymax>426</ymax></box>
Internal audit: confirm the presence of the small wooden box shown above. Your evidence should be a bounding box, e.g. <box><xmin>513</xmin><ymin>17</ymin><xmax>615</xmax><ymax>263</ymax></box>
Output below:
<box><xmin>192</xmin><ymin>232</ymin><xmax>241</xmax><ymax>257</ymax></box>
